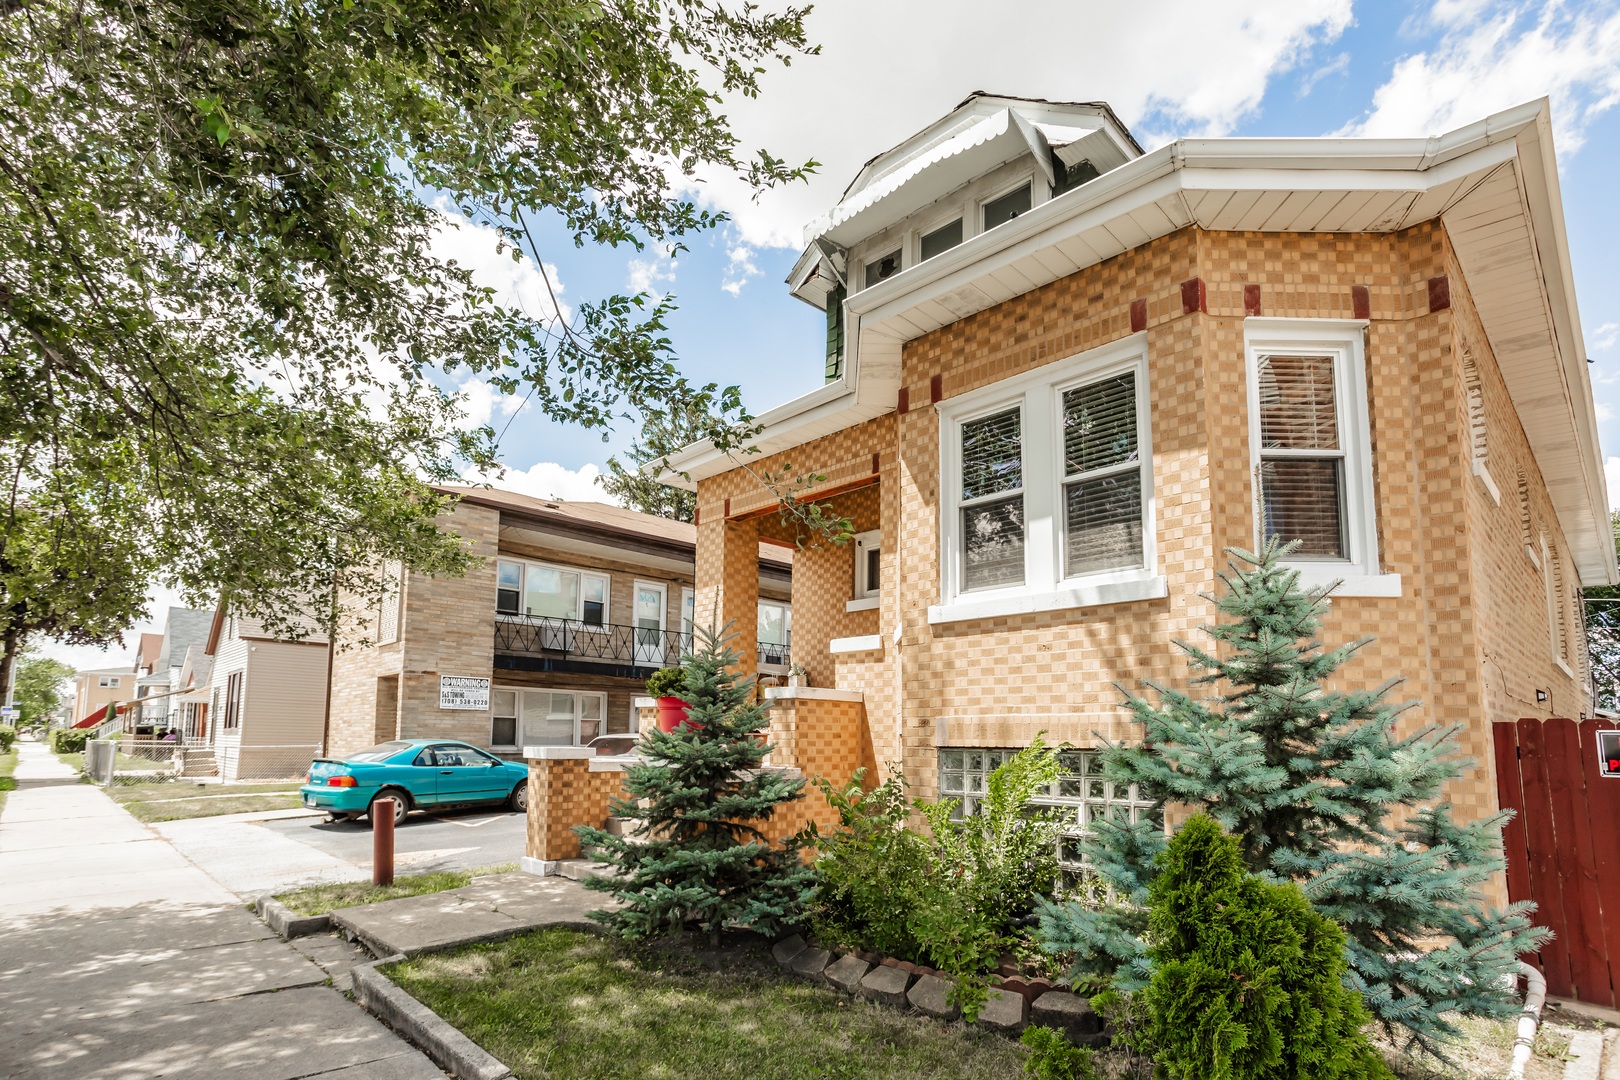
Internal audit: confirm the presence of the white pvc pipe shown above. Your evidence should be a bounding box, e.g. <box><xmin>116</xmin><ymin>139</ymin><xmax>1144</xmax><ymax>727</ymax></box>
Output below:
<box><xmin>1507</xmin><ymin>961</ymin><xmax>1546</xmax><ymax>1080</ymax></box>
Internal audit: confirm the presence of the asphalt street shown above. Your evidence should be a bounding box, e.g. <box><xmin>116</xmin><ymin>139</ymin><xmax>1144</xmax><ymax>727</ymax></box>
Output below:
<box><xmin>261</xmin><ymin>803</ymin><xmax>527</xmax><ymax>873</ymax></box>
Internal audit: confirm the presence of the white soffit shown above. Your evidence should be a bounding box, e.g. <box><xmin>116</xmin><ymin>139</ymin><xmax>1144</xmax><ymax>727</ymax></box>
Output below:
<box><xmin>662</xmin><ymin>100</ymin><xmax>1613</xmax><ymax>586</ymax></box>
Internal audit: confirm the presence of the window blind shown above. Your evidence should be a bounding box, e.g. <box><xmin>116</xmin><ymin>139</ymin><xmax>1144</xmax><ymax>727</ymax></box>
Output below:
<box><xmin>1065</xmin><ymin>474</ymin><xmax>1143</xmax><ymax>575</ymax></box>
<box><xmin>1257</xmin><ymin>354</ymin><xmax>1338</xmax><ymax>450</ymax></box>
<box><xmin>960</xmin><ymin>408</ymin><xmax>1022</xmax><ymax>501</ymax></box>
<box><xmin>1259</xmin><ymin>460</ymin><xmax>1343</xmax><ymax>556</ymax></box>
<box><xmin>1063</xmin><ymin>373</ymin><xmax>1137</xmax><ymax>474</ymax></box>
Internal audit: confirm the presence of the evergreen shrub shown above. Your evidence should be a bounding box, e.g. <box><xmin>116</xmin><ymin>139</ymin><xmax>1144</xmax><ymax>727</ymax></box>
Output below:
<box><xmin>1037</xmin><ymin>540</ymin><xmax>1548</xmax><ymax>1055</ymax></box>
<box><xmin>0</xmin><ymin>725</ymin><xmax>15</xmax><ymax>752</ymax></box>
<box><xmin>1019</xmin><ymin>1025</ymin><xmax>1097</xmax><ymax>1080</ymax></box>
<box><xmin>577</xmin><ymin>626</ymin><xmax>815</xmax><ymax>945</ymax></box>
<box><xmin>1143</xmin><ymin>815</ymin><xmax>1390</xmax><ymax>1080</ymax></box>
<box><xmin>644</xmin><ymin>667</ymin><xmax>684</xmax><ymax>699</ymax></box>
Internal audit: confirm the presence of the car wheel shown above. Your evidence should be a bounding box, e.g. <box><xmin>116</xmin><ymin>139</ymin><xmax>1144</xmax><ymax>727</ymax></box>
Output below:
<box><xmin>509</xmin><ymin>782</ymin><xmax>529</xmax><ymax>813</ymax></box>
<box><xmin>369</xmin><ymin>790</ymin><xmax>410</xmax><ymax>826</ymax></box>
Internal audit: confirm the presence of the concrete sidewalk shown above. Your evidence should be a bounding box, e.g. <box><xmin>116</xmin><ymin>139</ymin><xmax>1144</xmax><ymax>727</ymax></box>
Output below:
<box><xmin>0</xmin><ymin>737</ymin><xmax>444</xmax><ymax>1080</ymax></box>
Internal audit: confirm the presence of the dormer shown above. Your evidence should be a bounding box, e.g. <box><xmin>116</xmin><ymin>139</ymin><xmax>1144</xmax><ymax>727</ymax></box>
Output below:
<box><xmin>787</xmin><ymin>93</ymin><xmax>1143</xmax><ymax>381</ymax></box>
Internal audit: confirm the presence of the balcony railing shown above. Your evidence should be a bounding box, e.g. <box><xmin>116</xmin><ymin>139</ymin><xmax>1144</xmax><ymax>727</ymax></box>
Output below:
<box><xmin>493</xmin><ymin>613</ymin><xmax>789</xmax><ymax>672</ymax></box>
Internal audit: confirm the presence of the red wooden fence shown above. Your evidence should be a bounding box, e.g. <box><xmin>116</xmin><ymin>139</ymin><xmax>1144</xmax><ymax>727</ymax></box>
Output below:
<box><xmin>1493</xmin><ymin>717</ymin><xmax>1620</xmax><ymax>1006</ymax></box>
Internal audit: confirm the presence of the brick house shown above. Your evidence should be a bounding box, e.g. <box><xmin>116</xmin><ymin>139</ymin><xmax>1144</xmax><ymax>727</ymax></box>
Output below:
<box><xmin>656</xmin><ymin>93</ymin><xmax>1615</xmax><ymax>889</ymax></box>
<box><xmin>325</xmin><ymin>487</ymin><xmax>794</xmax><ymax>759</ymax></box>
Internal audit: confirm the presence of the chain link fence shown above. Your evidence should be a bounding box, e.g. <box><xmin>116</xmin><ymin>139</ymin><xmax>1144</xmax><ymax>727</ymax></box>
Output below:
<box><xmin>83</xmin><ymin>738</ymin><xmax>322</xmax><ymax>786</ymax></box>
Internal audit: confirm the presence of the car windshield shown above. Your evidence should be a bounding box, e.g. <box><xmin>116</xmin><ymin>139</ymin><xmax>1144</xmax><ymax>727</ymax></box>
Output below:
<box><xmin>347</xmin><ymin>741</ymin><xmax>415</xmax><ymax>762</ymax></box>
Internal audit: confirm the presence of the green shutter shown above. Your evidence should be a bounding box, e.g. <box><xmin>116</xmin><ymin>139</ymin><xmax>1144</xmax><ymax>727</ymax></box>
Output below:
<box><xmin>824</xmin><ymin>283</ymin><xmax>846</xmax><ymax>382</ymax></box>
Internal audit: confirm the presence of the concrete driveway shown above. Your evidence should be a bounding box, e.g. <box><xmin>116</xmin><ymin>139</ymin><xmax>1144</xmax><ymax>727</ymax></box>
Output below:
<box><xmin>158</xmin><ymin>802</ymin><xmax>527</xmax><ymax>899</ymax></box>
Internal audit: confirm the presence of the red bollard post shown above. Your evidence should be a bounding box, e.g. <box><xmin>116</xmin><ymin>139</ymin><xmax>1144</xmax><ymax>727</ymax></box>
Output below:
<box><xmin>373</xmin><ymin>798</ymin><xmax>395</xmax><ymax>886</ymax></box>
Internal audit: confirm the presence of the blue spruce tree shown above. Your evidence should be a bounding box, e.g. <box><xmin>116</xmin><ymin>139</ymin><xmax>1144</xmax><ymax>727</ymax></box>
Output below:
<box><xmin>1038</xmin><ymin>540</ymin><xmax>1548</xmax><ymax>1056</ymax></box>
<box><xmin>577</xmin><ymin>625</ymin><xmax>815</xmax><ymax>945</ymax></box>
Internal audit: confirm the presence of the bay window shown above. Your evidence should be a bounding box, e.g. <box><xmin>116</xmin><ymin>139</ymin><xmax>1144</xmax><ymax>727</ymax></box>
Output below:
<box><xmin>934</xmin><ymin>334</ymin><xmax>1160</xmax><ymax>622</ymax></box>
<box><xmin>495</xmin><ymin>559</ymin><xmax>610</xmax><ymax>624</ymax></box>
<box><xmin>1244</xmin><ymin>319</ymin><xmax>1398</xmax><ymax>596</ymax></box>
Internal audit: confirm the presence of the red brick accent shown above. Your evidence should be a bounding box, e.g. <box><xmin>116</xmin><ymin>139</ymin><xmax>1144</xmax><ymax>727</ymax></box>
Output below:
<box><xmin>897</xmin><ymin>386</ymin><xmax>910</xmax><ymax>414</ymax></box>
<box><xmin>723</xmin><ymin>497</ymin><xmax>731</xmax><ymax>518</ymax></box>
<box><xmin>1180</xmin><ymin>278</ymin><xmax>1206</xmax><ymax>315</ymax></box>
<box><xmin>1130</xmin><ymin>298</ymin><xmax>1147</xmax><ymax>332</ymax></box>
<box><xmin>929</xmin><ymin>374</ymin><xmax>942</xmax><ymax>404</ymax></box>
<box><xmin>1428</xmin><ymin>275</ymin><xmax>1451</xmax><ymax>313</ymax></box>
<box><xmin>1243</xmin><ymin>283</ymin><xmax>1262</xmax><ymax>317</ymax></box>
<box><xmin>1352</xmin><ymin>285</ymin><xmax>1371</xmax><ymax>320</ymax></box>
<box><xmin>693</xmin><ymin>507</ymin><xmax>700</xmax><ymax>526</ymax></box>
<box><xmin>871</xmin><ymin>452</ymin><xmax>881</xmax><ymax>475</ymax></box>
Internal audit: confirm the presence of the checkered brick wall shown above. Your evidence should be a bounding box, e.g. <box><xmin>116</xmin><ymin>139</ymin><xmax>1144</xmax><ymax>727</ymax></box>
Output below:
<box><xmin>525</xmin><ymin>757</ymin><xmax>621</xmax><ymax>862</ymax></box>
<box><xmin>691</xmin><ymin>223</ymin><xmax>1591</xmax><ymax>909</ymax></box>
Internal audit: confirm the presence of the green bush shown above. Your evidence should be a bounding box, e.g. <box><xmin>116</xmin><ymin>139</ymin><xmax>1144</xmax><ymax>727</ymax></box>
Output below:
<box><xmin>1142</xmin><ymin>815</ymin><xmax>1391</xmax><ymax>1080</ymax></box>
<box><xmin>644</xmin><ymin>667</ymin><xmax>684</xmax><ymax>699</ymax></box>
<box><xmin>801</xmin><ymin>736</ymin><xmax>1064</xmax><ymax>1020</ymax></box>
<box><xmin>50</xmin><ymin>728</ymin><xmax>90</xmax><ymax>754</ymax></box>
<box><xmin>0</xmin><ymin>725</ymin><xmax>15</xmax><ymax>752</ymax></box>
<box><xmin>1019</xmin><ymin>1026</ymin><xmax>1096</xmax><ymax>1080</ymax></box>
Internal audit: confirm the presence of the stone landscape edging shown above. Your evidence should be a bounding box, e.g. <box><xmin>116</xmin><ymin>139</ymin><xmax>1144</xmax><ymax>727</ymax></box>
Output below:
<box><xmin>768</xmin><ymin>933</ymin><xmax>1109</xmax><ymax>1045</ymax></box>
<box><xmin>254</xmin><ymin>894</ymin><xmax>332</xmax><ymax>940</ymax></box>
<box><xmin>352</xmin><ymin>955</ymin><xmax>514</xmax><ymax>1080</ymax></box>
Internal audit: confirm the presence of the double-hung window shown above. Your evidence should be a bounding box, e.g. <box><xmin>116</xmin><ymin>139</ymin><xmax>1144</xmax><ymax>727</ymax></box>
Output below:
<box><xmin>495</xmin><ymin>559</ymin><xmax>610</xmax><ymax>624</ymax></box>
<box><xmin>491</xmin><ymin>687</ymin><xmax>607</xmax><ymax>748</ymax></box>
<box><xmin>1244</xmin><ymin>319</ymin><xmax>1397</xmax><ymax>596</ymax></box>
<box><xmin>935</xmin><ymin>335</ymin><xmax>1160</xmax><ymax>622</ymax></box>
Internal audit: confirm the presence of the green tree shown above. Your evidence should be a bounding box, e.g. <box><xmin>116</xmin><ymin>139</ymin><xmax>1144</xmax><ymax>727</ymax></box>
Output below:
<box><xmin>577</xmin><ymin>626</ymin><xmax>814</xmax><ymax>944</ymax></box>
<box><xmin>1143</xmin><ymin>815</ymin><xmax>1390</xmax><ymax>1080</ymax></box>
<box><xmin>2</xmin><ymin>0</ymin><xmax>814</xmax><ymax>633</ymax></box>
<box><xmin>599</xmin><ymin>403</ymin><xmax>705</xmax><ymax>522</ymax></box>
<box><xmin>1038</xmin><ymin>541</ymin><xmax>1547</xmax><ymax>1057</ymax></box>
<box><xmin>0</xmin><ymin>467</ymin><xmax>152</xmax><ymax>703</ymax></box>
<box><xmin>11</xmin><ymin>652</ymin><xmax>74</xmax><ymax>728</ymax></box>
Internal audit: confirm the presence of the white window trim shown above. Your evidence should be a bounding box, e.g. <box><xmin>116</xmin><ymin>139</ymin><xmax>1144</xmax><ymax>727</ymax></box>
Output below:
<box><xmin>853</xmin><ymin>529</ymin><xmax>881</xmax><ymax>601</ymax></box>
<box><xmin>1244</xmin><ymin>318</ymin><xmax>1401</xmax><ymax>599</ymax></box>
<box><xmin>977</xmin><ymin>173</ymin><xmax>1041</xmax><ymax>233</ymax></box>
<box><xmin>98</xmin><ymin>676</ymin><xmax>121</xmax><ymax>688</ymax></box>
<box><xmin>915</xmin><ymin>212</ymin><xmax>966</xmax><ymax>265</ymax></box>
<box><xmin>757</xmin><ymin>598</ymin><xmax>792</xmax><ymax>672</ymax></box>
<box><xmin>495</xmin><ymin>558</ymin><xmax>610</xmax><ymax>624</ymax></box>
<box><xmin>491</xmin><ymin>684</ymin><xmax>608</xmax><ymax>748</ymax></box>
<box><xmin>931</xmin><ymin>332</ymin><xmax>1162</xmax><ymax>624</ymax></box>
<box><xmin>1461</xmin><ymin>351</ymin><xmax>1501</xmax><ymax>505</ymax></box>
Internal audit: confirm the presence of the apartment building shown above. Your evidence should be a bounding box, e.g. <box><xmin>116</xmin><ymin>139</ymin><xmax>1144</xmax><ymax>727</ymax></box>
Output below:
<box><xmin>326</xmin><ymin>489</ymin><xmax>793</xmax><ymax>758</ymax></box>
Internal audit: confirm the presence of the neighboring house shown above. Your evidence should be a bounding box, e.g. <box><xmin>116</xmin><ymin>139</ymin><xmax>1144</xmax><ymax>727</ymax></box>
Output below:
<box><xmin>326</xmin><ymin>489</ymin><xmax>793</xmax><ymax>759</ymax></box>
<box><xmin>69</xmin><ymin>667</ymin><xmax>133</xmax><ymax>727</ymax></box>
<box><xmin>117</xmin><ymin>607</ymin><xmax>213</xmax><ymax>733</ymax></box>
<box><xmin>200</xmin><ymin>605</ymin><xmax>330</xmax><ymax>780</ymax></box>
<box><xmin>132</xmin><ymin>633</ymin><xmax>166</xmax><ymax>728</ymax></box>
<box><xmin>661</xmin><ymin>94</ymin><xmax>1615</xmax><ymax>892</ymax></box>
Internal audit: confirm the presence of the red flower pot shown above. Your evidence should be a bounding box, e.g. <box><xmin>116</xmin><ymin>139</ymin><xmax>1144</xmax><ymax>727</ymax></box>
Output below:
<box><xmin>656</xmin><ymin>696</ymin><xmax>692</xmax><ymax>733</ymax></box>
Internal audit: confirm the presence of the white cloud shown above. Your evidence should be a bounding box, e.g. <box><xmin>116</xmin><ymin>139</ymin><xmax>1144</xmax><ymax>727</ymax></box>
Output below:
<box><xmin>1298</xmin><ymin>51</ymin><xmax>1352</xmax><ymax>97</ymax></box>
<box><xmin>453</xmin><ymin>375</ymin><xmax>529</xmax><ymax>429</ymax></box>
<box><xmin>462</xmin><ymin>460</ymin><xmax>614</xmax><ymax>504</ymax></box>
<box><xmin>428</xmin><ymin>205</ymin><xmax>568</xmax><ymax>323</ymax></box>
<box><xmin>627</xmin><ymin>250</ymin><xmax>678</xmax><ymax>297</ymax></box>
<box><xmin>1598</xmin><ymin>402</ymin><xmax>1614</xmax><ymax>422</ymax></box>
<box><xmin>1342</xmin><ymin>1</ymin><xmax>1620</xmax><ymax>153</ymax></box>
<box><xmin>720</xmin><ymin>244</ymin><xmax>762</xmax><ymax>297</ymax></box>
<box><xmin>678</xmin><ymin>0</ymin><xmax>1353</xmax><ymax>249</ymax></box>
<box><xmin>1593</xmin><ymin>321</ymin><xmax>1620</xmax><ymax>353</ymax></box>
<box><xmin>1608</xmin><ymin>456</ymin><xmax>1620</xmax><ymax>511</ymax></box>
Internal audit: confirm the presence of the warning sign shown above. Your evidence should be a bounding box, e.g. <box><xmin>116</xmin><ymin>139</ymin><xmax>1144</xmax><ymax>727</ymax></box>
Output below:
<box><xmin>1599</xmin><ymin>729</ymin><xmax>1620</xmax><ymax>779</ymax></box>
<box><xmin>439</xmin><ymin>676</ymin><xmax>491</xmax><ymax>711</ymax></box>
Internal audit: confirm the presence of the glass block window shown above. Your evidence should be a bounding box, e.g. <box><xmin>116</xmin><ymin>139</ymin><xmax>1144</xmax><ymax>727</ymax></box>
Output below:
<box><xmin>937</xmin><ymin>747</ymin><xmax>1161</xmax><ymax>879</ymax></box>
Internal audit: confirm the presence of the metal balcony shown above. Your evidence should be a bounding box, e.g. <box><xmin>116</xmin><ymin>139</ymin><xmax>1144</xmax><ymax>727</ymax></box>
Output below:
<box><xmin>492</xmin><ymin>614</ymin><xmax>789</xmax><ymax>676</ymax></box>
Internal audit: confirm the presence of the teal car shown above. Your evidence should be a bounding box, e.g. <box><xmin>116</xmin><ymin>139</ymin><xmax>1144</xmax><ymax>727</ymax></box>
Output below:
<box><xmin>300</xmin><ymin>739</ymin><xmax>529</xmax><ymax>825</ymax></box>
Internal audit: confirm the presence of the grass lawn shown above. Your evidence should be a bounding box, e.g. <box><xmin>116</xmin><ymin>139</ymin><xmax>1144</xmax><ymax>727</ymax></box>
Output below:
<box><xmin>0</xmin><ymin>748</ymin><xmax>16</xmax><ymax>817</ymax></box>
<box><xmin>273</xmin><ymin>862</ymin><xmax>519</xmax><ymax>916</ymax></box>
<box><xmin>388</xmin><ymin>928</ymin><xmax>1031</xmax><ymax>1080</ymax></box>
<box><xmin>109</xmin><ymin>783</ymin><xmax>306</xmax><ymax>823</ymax></box>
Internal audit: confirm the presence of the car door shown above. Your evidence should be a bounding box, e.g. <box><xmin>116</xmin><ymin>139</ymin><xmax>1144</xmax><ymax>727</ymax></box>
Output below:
<box><xmin>431</xmin><ymin>743</ymin><xmax>507</xmax><ymax>804</ymax></box>
<box><xmin>406</xmin><ymin>746</ymin><xmax>442</xmax><ymax>806</ymax></box>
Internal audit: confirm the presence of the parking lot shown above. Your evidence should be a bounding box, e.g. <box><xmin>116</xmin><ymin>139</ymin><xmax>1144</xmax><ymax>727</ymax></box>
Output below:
<box><xmin>262</xmin><ymin>803</ymin><xmax>527</xmax><ymax>871</ymax></box>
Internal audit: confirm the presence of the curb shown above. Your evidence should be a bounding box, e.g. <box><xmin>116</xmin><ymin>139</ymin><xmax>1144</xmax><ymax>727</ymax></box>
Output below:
<box><xmin>352</xmin><ymin>956</ymin><xmax>514</xmax><ymax>1080</ymax></box>
<box><xmin>254</xmin><ymin>895</ymin><xmax>332</xmax><ymax>940</ymax></box>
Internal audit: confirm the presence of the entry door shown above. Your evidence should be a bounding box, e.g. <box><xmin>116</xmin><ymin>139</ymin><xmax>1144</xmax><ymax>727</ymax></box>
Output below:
<box><xmin>634</xmin><ymin>582</ymin><xmax>667</xmax><ymax>666</ymax></box>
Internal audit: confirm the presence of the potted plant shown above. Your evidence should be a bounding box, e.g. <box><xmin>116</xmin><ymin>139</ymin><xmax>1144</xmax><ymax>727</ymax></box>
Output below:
<box><xmin>645</xmin><ymin>667</ymin><xmax>691</xmax><ymax>733</ymax></box>
<box><xmin>787</xmin><ymin>662</ymin><xmax>810</xmax><ymax>688</ymax></box>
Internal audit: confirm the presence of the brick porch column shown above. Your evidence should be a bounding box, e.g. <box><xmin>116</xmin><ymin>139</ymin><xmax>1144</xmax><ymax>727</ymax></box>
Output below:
<box><xmin>521</xmin><ymin>746</ymin><xmax>618</xmax><ymax>875</ymax></box>
<box><xmin>694</xmin><ymin>514</ymin><xmax>759</xmax><ymax>677</ymax></box>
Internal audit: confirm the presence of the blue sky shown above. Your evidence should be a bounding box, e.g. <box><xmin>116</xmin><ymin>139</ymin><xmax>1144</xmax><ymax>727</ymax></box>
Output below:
<box><xmin>48</xmin><ymin>0</ymin><xmax>1620</xmax><ymax>672</ymax></box>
